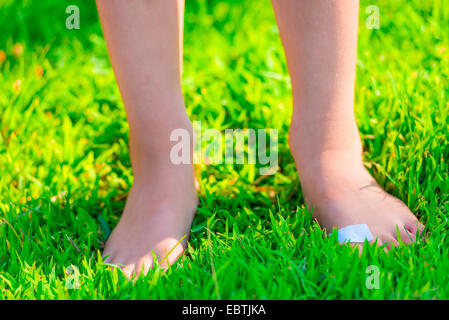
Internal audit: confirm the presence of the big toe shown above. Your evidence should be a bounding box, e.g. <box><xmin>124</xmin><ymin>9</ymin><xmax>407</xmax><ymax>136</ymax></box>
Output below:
<box><xmin>135</xmin><ymin>254</ymin><xmax>154</xmax><ymax>276</ymax></box>
<box><xmin>396</xmin><ymin>223</ymin><xmax>417</xmax><ymax>244</ymax></box>
<box><xmin>121</xmin><ymin>263</ymin><xmax>136</xmax><ymax>279</ymax></box>
<box><xmin>406</xmin><ymin>220</ymin><xmax>425</xmax><ymax>240</ymax></box>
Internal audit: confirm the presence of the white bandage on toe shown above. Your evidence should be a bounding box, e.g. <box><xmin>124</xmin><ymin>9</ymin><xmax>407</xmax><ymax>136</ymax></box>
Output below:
<box><xmin>338</xmin><ymin>224</ymin><xmax>374</xmax><ymax>244</ymax></box>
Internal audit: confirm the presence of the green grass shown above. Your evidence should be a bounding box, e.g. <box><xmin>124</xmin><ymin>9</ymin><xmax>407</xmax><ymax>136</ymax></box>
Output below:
<box><xmin>0</xmin><ymin>0</ymin><xmax>448</xmax><ymax>299</ymax></box>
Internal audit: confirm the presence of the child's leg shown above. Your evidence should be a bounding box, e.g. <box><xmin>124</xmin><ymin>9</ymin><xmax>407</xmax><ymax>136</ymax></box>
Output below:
<box><xmin>271</xmin><ymin>0</ymin><xmax>424</xmax><ymax>246</ymax></box>
<box><xmin>97</xmin><ymin>0</ymin><xmax>197</xmax><ymax>276</ymax></box>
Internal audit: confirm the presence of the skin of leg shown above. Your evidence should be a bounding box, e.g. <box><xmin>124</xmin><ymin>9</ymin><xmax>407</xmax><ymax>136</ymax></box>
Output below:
<box><xmin>271</xmin><ymin>0</ymin><xmax>424</xmax><ymax>247</ymax></box>
<box><xmin>96</xmin><ymin>0</ymin><xmax>197</xmax><ymax>277</ymax></box>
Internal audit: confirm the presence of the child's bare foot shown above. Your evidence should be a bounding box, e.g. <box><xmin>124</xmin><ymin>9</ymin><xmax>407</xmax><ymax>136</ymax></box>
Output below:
<box><xmin>272</xmin><ymin>0</ymin><xmax>424</xmax><ymax>248</ymax></box>
<box><xmin>103</xmin><ymin>170</ymin><xmax>197</xmax><ymax>277</ymax></box>
<box><xmin>289</xmin><ymin>121</ymin><xmax>424</xmax><ymax>248</ymax></box>
<box><xmin>103</xmin><ymin>122</ymin><xmax>198</xmax><ymax>277</ymax></box>
<box><xmin>96</xmin><ymin>0</ymin><xmax>197</xmax><ymax>277</ymax></box>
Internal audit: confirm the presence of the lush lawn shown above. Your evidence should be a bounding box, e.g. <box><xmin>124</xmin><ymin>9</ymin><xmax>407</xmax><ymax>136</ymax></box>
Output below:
<box><xmin>0</xmin><ymin>0</ymin><xmax>448</xmax><ymax>299</ymax></box>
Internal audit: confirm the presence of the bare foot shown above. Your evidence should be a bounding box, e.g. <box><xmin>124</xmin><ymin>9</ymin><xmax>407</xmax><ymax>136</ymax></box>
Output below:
<box><xmin>96</xmin><ymin>0</ymin><xmax>197</xmax><ymax>278</ymax></box>
<box><xmin>103</xmin><ymin>125</ymin><xmax>198</xmax><ymax>277</ymax></box>
<box><xmin>290</xmin><ymin>130</ymin><xmax>424</xmax><ymax>248</ymax></box>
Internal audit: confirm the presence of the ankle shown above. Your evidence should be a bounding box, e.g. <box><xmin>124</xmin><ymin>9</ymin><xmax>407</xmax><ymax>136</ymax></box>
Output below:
<box><xmin>128</xmin><ymin>113</ymin><xmax>194</xmax><ymax>180</ymax></box>
<box><xmin>288</xmin><ymin>118</ymin><xmax>366</xmax><ymax>199</ymax></box>
<box><xmin>288</xmin><ymin>113</ymin><xmax>363</xmax><ymax>167</ymax></box>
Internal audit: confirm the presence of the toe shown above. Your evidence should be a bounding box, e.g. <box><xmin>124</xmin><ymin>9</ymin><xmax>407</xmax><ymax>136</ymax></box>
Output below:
<box><xmin>156</xmin><ymin>238</ymin><xmax>186</xmax><ymax>270</ymax></box>
<box><xmin>121</xmin><ymin>263</ymin><xmax>136</xmax><ymax>279</ymax></box>
<box><xmin>135</xmin><ymin>255</ymin><xmax>154</xmax><ymax>276</ymax></box>
<box><xmin>385</xmin><ymin>236</ymin><xmax>399</xmax><ymax>250</ymax></box>
<box><xmin>397</xmin><ymin>224</ymin><xmax>415</xmax><ymax>244</ymax></box>
<box><xmin>369</xmin><ymin>236</ymin><xmax>386</xmax><ymax>249</ymax></box>
<box><xmin>370</xmin><ymin>238</ymin><xmax>390</xmax><ymax>253</ymax></box>
<box><xmin>405</xmin><ymin>220</ymin><xmax>425</xmax><ymax>239</ymax></box>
